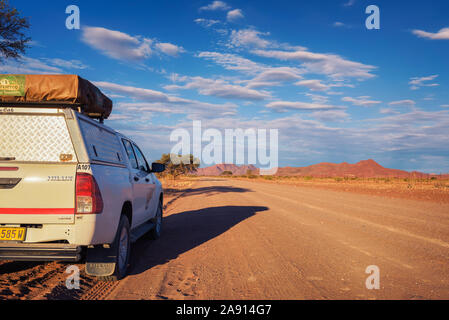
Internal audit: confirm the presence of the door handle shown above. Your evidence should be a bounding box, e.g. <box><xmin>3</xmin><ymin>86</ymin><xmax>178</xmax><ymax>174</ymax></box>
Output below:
<box><xmin>134</xmin><ymin>176</ymin><xmax>140</xmax><ymax>182</ymax></box>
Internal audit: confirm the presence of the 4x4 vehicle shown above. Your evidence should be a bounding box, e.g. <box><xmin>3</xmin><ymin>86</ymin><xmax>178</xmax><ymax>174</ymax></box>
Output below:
<box><xmin>0</xmin><ymin>75</ymin><xmax>165</xmax><ymax>281</ymax></box>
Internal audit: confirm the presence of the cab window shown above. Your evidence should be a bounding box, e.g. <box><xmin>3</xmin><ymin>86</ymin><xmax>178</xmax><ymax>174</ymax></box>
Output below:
<box><xmin>132</xmin><ymin>144</ymin><xmax>150</xmax><ymax>172</ymax></box>
<box><xmin>122</xmin><ymin>139</ymin><xmax>138</xmax><ymax>169</ymax></box>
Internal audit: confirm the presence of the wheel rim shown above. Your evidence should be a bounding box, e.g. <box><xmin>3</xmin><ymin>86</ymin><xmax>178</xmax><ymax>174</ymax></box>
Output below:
<box><xmin>118</xmin><ymin>226</ymin><xmax>129</xmax><ymax>271</ymax></box>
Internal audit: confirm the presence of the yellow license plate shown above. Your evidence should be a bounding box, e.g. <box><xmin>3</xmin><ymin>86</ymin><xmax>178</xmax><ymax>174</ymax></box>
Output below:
<box><xmin>0</xmin><ymin>227</ymin><xmax>26</xmax><ymax>241</ymax></box>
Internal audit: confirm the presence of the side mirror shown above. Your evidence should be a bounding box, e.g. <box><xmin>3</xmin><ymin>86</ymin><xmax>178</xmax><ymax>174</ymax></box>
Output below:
<box><xmin>151</xmin><ymin>162</ymin><xmax>165</xmax><ymax>173</ymax></box>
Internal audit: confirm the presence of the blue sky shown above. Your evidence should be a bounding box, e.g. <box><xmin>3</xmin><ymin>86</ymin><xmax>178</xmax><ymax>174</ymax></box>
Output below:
<box><xmin>4</xmin><ymin>0</ymin><xmax>449</xmax><ymax>172</ymax></box>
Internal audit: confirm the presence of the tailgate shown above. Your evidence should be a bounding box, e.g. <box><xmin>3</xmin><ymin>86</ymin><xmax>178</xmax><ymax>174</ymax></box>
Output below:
<box><xmin>0</xmin><ymin>164</ymin><xmax>76</xmax><ymax>224</ymax></box>
<box><xmin>0</xmin><ymin>110</ymin><xmax>78</xmax><ymax>224</ymax></box>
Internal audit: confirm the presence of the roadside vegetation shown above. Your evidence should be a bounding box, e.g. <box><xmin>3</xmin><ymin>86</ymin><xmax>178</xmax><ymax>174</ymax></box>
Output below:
<box><xmin>0</xmin><ymin>0</ymin><xmax>31</xmax><ymax>62</ymax></box>
<box><xmin>224</xmin><ymin>175</ymin><xmax>449</xmax><ymax>203</ymax></box>
<box><xmin>154</xmin><ymin>153</ymin><xmax>199</xmax><ymax>180</ymax></box>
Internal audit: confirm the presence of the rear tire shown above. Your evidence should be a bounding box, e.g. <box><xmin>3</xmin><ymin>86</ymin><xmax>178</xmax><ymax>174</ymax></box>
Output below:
<box><xmin>148</xmin><ymin>201</ymin><xmax>163</xmax><ymax>240</ymax></box>
<box><xmin>97</xmin><ymin>215</ymin><xmax>130</xmax><ymax>281</ymax></box>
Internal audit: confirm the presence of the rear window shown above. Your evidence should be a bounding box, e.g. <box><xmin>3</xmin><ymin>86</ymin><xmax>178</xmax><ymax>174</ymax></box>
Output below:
<box><xmin>78</xmin><ymin>118</ymin><xmax>124</xmax><ymax>165</ymax></box>
<box><xmin>0</xmin><ymin>114</ymin><xmax>77</xmax><ymax>163</ymax></box>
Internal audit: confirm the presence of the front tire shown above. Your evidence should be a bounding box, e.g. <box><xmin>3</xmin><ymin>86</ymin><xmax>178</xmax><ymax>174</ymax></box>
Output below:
<box><xmin>148</xmin><ymin>201</ymin><xmax>163</xmax><ymax>240</ymax></box>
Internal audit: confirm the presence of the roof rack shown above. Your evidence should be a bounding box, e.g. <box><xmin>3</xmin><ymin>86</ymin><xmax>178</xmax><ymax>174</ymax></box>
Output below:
<box><xmin>0</xmin><ymin>101</ymin><xmax>105</xmax><ymax>122</ymax></box>
<box><xmin>0</xmin><ymin>101</ymin><xmax>83</xmax><ymax>108</ymax></box>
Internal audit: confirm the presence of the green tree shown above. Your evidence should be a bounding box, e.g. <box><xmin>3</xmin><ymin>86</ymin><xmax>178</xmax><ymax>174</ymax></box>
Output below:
<box><xmin>0</xmin><ymin>0</ymin><xmax>31</xmax><ymax>62</ymax></box>
<box><xmin>155</xmin><ymin>153</ymin><xmax>199</xmax><ymax>180</ymax></box>
<box><xmin>220</xmin><ymin>170</ymin><xmax>233</xmax><ymax>176</ymax></box>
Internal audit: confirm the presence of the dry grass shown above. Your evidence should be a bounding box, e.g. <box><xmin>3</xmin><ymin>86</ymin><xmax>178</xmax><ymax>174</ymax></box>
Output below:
<box><xmin>159</xmin><ymin>176</ymin><xmax>198</xmax><ymax>196</ymax></box>
<box><xmin>228</xmin><ymin>175</ymin><xmax>449</xmax><ymax>203</ymax></box>
<box><xmin>158</xmin><ymin>174</ymin><xmax>449</xmax><ymax>203</ymax></box>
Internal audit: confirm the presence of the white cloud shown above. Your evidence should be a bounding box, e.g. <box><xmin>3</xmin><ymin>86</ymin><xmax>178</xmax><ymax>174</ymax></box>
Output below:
<box><xmin>81</xmin><ymin>26</ymin><xmax>152</xmax><ymax>62</ymax></box>
<box><xmin>246</xmin><ymin>81</ymin><xmax>282</xmax><ymax>89</ymax></box>
<box><xmin>155</xmin><ymin>42</ymin><xmax>184</xmax><ymax>56</ymax></box>
<box><xmin>266</xmin><ymin>100</ymin><xmax>342</xmax><ymax>112</ymax></box>
<box><xmin>251</xmin><ymin>67</ymin><xmax>303</xmax><ymax>82</ymax></box>
<box><xmin>342</xmin><ymin>96</ymin><xmax>381</xmax><ymax>107</ymax></box>
<box><xmin>311</xmin><ymin>110</ymin><xmax>349</xmax><ymax>122</ymax></box>
<box><xmin>412</xmin><ymin>27</ymin><xmax>449</xmax><ymax>40</ymax></box>
<box><xmin>111</xmin><ymin>107</ymin><xmax>449</xmax><ymax>173</ymax></box>
<box><xmin>199</xmin><ymin>1</ymin><xmax>230</xmax><ymax>11</ymax></box>
<box><xmin>441</xmin><ymin>105</ymin><xmax>449</xmax><ymax>108</ymax></box>
<box><xmin>379</xmin><ymin>108</ymin><xmax>400</xmax><ymax>115</ymax></box>
<box><xmin>343</xmin><ymin>0</ymin><xmax>356</xmax><ymax>6</ymax></box>
<box><xmin>92</xmin><ymin>81</ymin><xmax>238</xmax><ymax>119</ymax></box>
<box><xmin>116</xmin><ymin>100</ymin><xmax>237</xmax><ymax>119</ymax></box>
<box><xmin>197</xmin><ymin>51</ymin><xmax>267</xmax><ymax>75</ymax></box>
<box><xmin>94</xmin><ymin>81</ymin><xmax>170</xmax><ymax>102</ymax></box>
<box><xmin>409</xmin><ymin>75</ymin><xmax>439</xmax><ymax>90</ymax></box>
<box><xmin>194</xmin><ymin>18</ymin><xmax>220</xmax><ymax>28</ymax></box>
<box><xmin>252</xmin><ymin>49</ymin><xmax>376</xmax><ymax>80</ymax></box>
<box><xmin>388</xmin><ymin>99</ymin><xmax>416</xmax><ymax>106</ymax></box>
<box><xmin>81</xmin><ymin>26</ymin><xmax>183</xmax><ymax>62</ymax></box>
<box><xmin>197</xmin><ymin>52</ymin><xmax>308</xmax><ymax>90</ymax></box>
<box><xmin>43</xmin><ymin>58</ymin><xmax>88</xmax><ymax>70</ymax></box>
<box><xmin>243</xmin><ymin>67</ymin><xmax>304</xmax><ymax>88</ymax></box>
<box><xmin>305</xmin><ymin>93</ymin><xmax>329</xmax><ymax>104</ymax></box>
<box><xmin>295</xmin><ymin>79</ymin><xmax>329</xmax><ymax>91</ymax></box>
<box><xmin>0</xmin><ymin>56</ymin><xmax>88</xmax><ymax>74</ymax></box>
<box><xmin>164</xmin><ymin>76</ymin><xmax>270</xmax><ymax>100</ymax></box>
<box><xmin>333</xmin><ymin>22</ymin><xmax>345</xmax><ymax>27</ymax></box>
<box><xmin>107</xmin><ymin>114</ymin><xmax>133</xmax><ymax>121</ymax></box>
<box><xmin>227</xmin><ymin>9</ymin><xmax>244</xmax><ymax>21</ymax></box>
<box><xmin>229</xmin><ymin>29</ymin><xmax>270</xmax><ymax>48</ymax></box>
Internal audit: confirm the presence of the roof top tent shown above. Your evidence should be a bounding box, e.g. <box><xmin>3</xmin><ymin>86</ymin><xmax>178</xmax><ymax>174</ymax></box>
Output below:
<box><xmin>0</xmin><ymin>74</ymin><xmax>112</xmax><ymax>122</ymax></box>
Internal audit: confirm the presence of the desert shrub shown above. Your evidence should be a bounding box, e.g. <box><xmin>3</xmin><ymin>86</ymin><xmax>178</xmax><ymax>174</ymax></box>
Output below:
<box><xmin>434</xmin><ymin>182</ymin><xmax>447</xmax><ymax>189</ymax></box>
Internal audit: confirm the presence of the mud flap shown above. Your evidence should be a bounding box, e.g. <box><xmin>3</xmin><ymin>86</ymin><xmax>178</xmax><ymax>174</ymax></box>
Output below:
<box><xmin>85</xmin><ymin>245</ymin><xmax>117</xmax><ymax>277</ymax></box>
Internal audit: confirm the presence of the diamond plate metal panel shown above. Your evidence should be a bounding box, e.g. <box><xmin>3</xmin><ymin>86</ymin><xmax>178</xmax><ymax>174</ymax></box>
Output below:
<box><xmin>0</xmin><ymin>114</ymin><xmax>76</xmax><ymax>162</ymax></box>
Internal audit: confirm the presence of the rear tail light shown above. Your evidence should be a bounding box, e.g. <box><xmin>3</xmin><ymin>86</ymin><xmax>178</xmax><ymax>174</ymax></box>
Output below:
<box><xmin>75</xmin><ymin>173</ymin><xmax>103</xmax><ymax>214</ymax></box>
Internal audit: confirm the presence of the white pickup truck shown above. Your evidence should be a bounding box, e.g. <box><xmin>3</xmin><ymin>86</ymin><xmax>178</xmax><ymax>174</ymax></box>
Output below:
<box><xmin>0</xmin><ymin>104</ymin><xmax>165</xmax><ymax>281</ymax></box>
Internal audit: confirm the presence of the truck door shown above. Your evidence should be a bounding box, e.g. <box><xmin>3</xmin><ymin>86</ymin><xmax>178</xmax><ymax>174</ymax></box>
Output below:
<box><xmin>131</xmin><ymin>143</ymin><xmax>156</xmax><ymax>221</ymax></box>
<box><xmin>121</xmin><ymin>139</ymin><xmax>148</xmax><ymax>228</ymax></box>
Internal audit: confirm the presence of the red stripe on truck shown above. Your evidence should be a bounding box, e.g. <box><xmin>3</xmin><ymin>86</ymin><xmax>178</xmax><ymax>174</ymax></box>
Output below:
<box><xmin>0</xmin><ymin>167</ymin><xmax>19</xmax><ymax>171</ymax></box>
<box><xmin>0</xmin><ymin>208</ymin><xmax>74</xmax><ymax>214</ymax></box>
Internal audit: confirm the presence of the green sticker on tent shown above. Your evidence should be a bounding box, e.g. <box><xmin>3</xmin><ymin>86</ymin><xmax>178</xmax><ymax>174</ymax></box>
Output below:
<box><xmin>0</xmin><ymin>75</ymin><xmax>25</xmax><ymax>96</ymax></box>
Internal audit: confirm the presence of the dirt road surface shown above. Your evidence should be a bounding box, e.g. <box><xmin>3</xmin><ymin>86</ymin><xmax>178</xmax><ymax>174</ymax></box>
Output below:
<box><xmin>106</xmin><ymin>178</ymin><xmax>449</xmax><ymax>300</ymax></box>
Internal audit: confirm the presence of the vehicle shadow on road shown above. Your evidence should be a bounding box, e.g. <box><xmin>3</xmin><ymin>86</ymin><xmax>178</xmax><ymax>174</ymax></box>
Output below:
<box><xmin>0</xmin><ymin>261</ymin><xmax>45</xmax><ymax>275</ymax></box>
<box><xmin>164</xmin><ymin>186</ymin><xmax>252</xmax><ymax>197</ymax></box>
<box><xmin>128</xmin><ymin>205</ymin><xmax>268</xmax><ymax>276</ymax></box>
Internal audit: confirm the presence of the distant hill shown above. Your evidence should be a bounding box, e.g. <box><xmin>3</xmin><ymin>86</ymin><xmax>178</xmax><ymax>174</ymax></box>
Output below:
<box><xmin>194</xmin><ymin>160</ymin><xmax>444</xmax><ymax>178</ymax></box>
<box><xmin>195</xmin><ymin>164</ymin><xmax>259</xmax><ymax>176</ymax></box>
<box><xmin>274</xmin><ymin>159</ymin><xmax>433</xmax><ymax>178</ymax></box>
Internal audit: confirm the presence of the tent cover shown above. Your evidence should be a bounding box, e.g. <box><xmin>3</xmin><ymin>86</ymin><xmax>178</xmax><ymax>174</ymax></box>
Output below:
<box><xmin>0</xmin><ymin>74</ymin><xmax>112</xmax><ymax>119</ymax></box>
